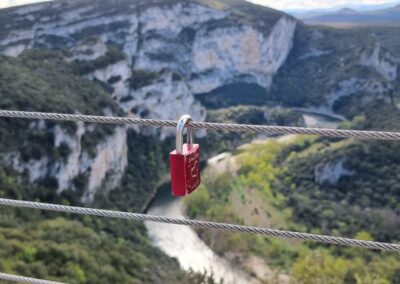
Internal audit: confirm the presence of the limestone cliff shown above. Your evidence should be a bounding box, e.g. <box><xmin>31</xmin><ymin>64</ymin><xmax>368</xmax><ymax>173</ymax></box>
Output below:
<box><xmin>0</xmin><ymin>0</ymin><xmax>296</xmax><ymax>122</ymax></box>
<box><xmin>0</xmin><ymin>0</ymin><xmax>296</xmax><ymax>201</ymax></box>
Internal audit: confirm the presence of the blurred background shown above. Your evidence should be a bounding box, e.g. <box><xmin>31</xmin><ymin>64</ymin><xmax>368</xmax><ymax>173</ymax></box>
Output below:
<box><xmin>1</xmin><ymin>0</ymin><xmax>400</xmax><ymax>283</ymax></box>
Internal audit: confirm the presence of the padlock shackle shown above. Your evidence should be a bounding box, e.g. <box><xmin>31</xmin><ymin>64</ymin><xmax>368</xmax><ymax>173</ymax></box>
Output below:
<box><xmin>176</xmin><ymin>114</ymin><xmax>194</xmax><ymax>154</ymax></box>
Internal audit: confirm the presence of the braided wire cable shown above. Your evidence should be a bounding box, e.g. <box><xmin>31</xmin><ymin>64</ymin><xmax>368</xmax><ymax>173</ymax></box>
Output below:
<box><xmin>0</xmin><ymin>198</ymin><xmax>399</xmax><ymax>252</ymax></box>
<box><xmin>0</xmin><ymin>272</ymin><xmax>66</xmax><ymax>284</ymax></box>
<box><xmin>1</xmin><ymin>109</ymin><xmax>400</xmax><ymax>140</ymax></box>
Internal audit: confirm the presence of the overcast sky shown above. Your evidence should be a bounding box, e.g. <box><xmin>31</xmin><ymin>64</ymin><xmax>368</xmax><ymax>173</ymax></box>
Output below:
<box><xmin>249</xmin><ymin>0</ymin><xmax>400</xmax><ymax>10</ymax></box>
<box><xmin>0</xmin><ymin>0</ymin><xmax>50</xmax><ymax>9</ymax></box>
<box><xmin>1</xmin><ymin>0</ymin><xmax>400</xmax><ymax>11</ymax></box>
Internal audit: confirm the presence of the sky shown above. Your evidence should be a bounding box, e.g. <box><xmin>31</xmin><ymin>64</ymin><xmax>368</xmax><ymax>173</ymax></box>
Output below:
<box><xmin>0</xmin><ymin>0</ymin><xmax>51</xmax><ymax>8</ymax></box>
<box><xmin>0</xmin><ymin>0</ymin><xmax>400</xmax><ymax>11</ymax></box>
<box><xmin>248</xmin><ymin>0</ymin><xmax>400</xmax><ymax>11</ymax></box>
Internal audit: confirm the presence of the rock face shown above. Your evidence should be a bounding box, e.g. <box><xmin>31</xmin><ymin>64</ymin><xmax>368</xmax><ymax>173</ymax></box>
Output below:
<box><xmin>360</xmin><ymin>44</ymin><xmax>397</xmax><ymax>81</ymax></box>
<box><xmin>327</xmin><ymin>77</ymin><xmax>391</xmax><ymax>108</ymax></box>
<box><xmin>270</xmin><ymin>25</ymin><xmax>400</xmax><ymax>114</ymax></box>
<box><xmin>315</xmin><ymin>159</ymin><xmax>353</xmax><ymax>185</ymax></box>
<box><xmin>5</xmin><ymin>121</ymin><xmax>127</xmax><ymax>203</ymax></box>
<box><xmin>84</xmin><ymin>127</ymin><xmax>127</xmax><ymax>202</ymax></box>
<box><xmin>0</xmin><ymin>0</ymin><xmax>296</xmax><ymax>201</ymax></box>
<box><xmin>0</xmin><ymin>0</ymin><xmax>296</xmax><ymax>122</ymax></box>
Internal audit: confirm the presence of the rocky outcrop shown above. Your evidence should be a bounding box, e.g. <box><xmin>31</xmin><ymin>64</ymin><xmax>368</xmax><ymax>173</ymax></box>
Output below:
<box><xmin>328</xmin><ymin>77</ymin><xmax>391</xmax><ymax>108</ymax></box>
<box><xmin>299</xmin><ymin>47</ymin><xmax>332</xmax><ymax>60</ymax></box>
<box><xmin>324</xmin><ymin>53</ymin><xmax>396</xmax><ymax>110</ymax></box>
<box><xmin>67</xmin><ymin>38</ymin><xmax>108</xmax><ymax>62</ymax></box>
<box><xmin>360</xmin><ymin>45</ymin><xmax>397</xmax><ymax>81</ymax></box>
<box><xmin>84</xmin><ymin>126</ymin><xmax>127</xmax><ymax>202</ymax></box>
<box><xmin>189</xmin><ymin>17</ymin><xmax>296</xmax><ymax>92</ymax></box>
<box><xmin>0</xmin><ymin>0</ymin><xmax>296</xmax><ymax>123</ymax></box>
<box><xmin>315</xmin><ymin>159</ymin><xmax>353</xmax><ymax>185</ymax></box>
<box><xmin>5</xmin><ymin>121</ymin><xmax>127</xmax><ymax>203</ymax></box>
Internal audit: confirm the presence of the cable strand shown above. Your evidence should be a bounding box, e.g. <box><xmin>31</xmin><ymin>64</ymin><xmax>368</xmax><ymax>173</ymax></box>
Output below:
<box><xmin>0</xmin><ymin>198</ymin><xmax>398</xmax><ymax>252</ymax></box>
<box><xmin>1</xmin><ymin>110</ymin><xmax>400</xmax><ymax>140</ymax></box>
<box><xmin>0</xmin><ymin>272</ymin><xmax>66</xmax><ymax>284</ymax></box>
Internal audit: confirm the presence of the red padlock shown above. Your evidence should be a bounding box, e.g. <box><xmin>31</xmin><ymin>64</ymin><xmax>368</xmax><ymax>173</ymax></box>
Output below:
<box><xmin>170</xmin><ymin>115</ymin><xmax>201</xmax><ymax>196</ymax></box>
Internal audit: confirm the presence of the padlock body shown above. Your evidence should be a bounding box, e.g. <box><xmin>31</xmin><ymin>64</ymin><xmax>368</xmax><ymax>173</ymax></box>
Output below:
<box><xmin>170</xmin><ymin>144</ymin><xmax>200</xmax><ymax>196</ymax></box>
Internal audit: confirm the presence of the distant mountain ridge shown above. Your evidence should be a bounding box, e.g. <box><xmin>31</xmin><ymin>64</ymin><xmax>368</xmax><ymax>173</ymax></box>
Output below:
<box><xmin>336</xmin><ymin>7</ymin><xmax>357</xmax><ymax>14</ymax></box>
<box><xmin>302</xmin><ymin>3</ymin><xmax>400</xmax><ymax>26</ymax></box>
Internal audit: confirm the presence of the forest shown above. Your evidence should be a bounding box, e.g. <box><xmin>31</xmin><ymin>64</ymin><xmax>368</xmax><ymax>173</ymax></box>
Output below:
<box><xmin>186</xmin><ymin>102</ymin><xmax>400</xmax><ymax>283</ymax></box>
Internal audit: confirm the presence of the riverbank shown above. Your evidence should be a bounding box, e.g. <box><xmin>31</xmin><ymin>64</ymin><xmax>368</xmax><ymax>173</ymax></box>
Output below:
<box><xmin>144</xmin><ymin>111</ymin><xmax>343</xmax><ymax>283</ymax></box>
<box><xmin>144</xmin><ymin>186</ymin><xmax>251</xmax><ymax>283</ymax></box>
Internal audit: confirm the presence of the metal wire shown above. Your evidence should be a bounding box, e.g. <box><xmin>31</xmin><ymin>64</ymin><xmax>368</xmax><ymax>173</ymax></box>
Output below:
<box><xmin>0</xmin><ymin>198</ymin><xmax>398</xmax><ymax>252</ymax></box>
<box><xmin>0</xmin><ymin>110</ymin><xmax>399</xmax><ymax>252</ymax></box>
<box><xmin>0</xmin><ymin>272</ymin><xmax>66</xmax><ymax>284</ymax></box>
<box><xmin>1</xmin><ymin>109</ymin><xmax>400</xmax><ymax>140</ymax></box>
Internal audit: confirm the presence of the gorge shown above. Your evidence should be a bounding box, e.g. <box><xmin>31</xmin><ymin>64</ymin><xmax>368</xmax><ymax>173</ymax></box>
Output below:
<box><xmin>1</xmin><ymin>0</ymin><xmax>400</xmax><ymax>283</ymax></box>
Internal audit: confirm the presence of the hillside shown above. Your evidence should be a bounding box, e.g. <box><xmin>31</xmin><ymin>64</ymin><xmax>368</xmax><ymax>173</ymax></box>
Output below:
<box><xmin>186</xmin><ymin>114</ymin><xmax>400</xmax><ymax>282</ymax></box>
<box><xmin>271</xmin><ymin>24</ymin><xmax>400</xmax><ymax>120</ymax></box>
<box><xmin>0</xmin><ymin>50</ymin><xmax>201</xmax><ymax>283</ymax></box>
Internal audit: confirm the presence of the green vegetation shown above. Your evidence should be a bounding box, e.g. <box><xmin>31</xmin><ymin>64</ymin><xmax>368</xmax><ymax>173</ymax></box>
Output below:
<box><xmin>0</xmin><ymin>127</ymin><xmax>223</xmax><ymax>283</ymax></box>
<box><xmin>0</xmin><ymin>50</ymin><xmax>207</xmax><ymax>283</ymax></box>
<box><xmin>186</xmin><ymin>104</ymin><xmax>400</xmax><ymax>282</ymax></box>
<box><xmin>0</xmin><ymin>218</ymin><xmax>190</xmax><ymax>284</ymax></box>
<box><xmin>0</xmin><ymin>161</ymin><xmax>212</xmax><ymax>284</ymax></box>
<box><xmin>3</xmin><ymin>1</ymin><xmax>400</xmax><ymax>283</ymax></box>
<box><xmin>271</xmin><ymin>24</ymin><xmax>400</xmax><ymax>118</ymax></box>
<box><xmin>71</xmin><ymin>46</ymin><xmax>126</xmax><ymax>75</ymax></box>
<box><xmin>186</xmin><ymin>140</ymin><xmax>306</xmax><ymax>270</ymax></box>
<box><xmin>129</xmin><ymin>70</ymin><xmax>159</xmax><ymax>90</ymax></box>
<box><xmin>93</xmin><ymin>130</ymin><xmax>168</xmax><ymax>212</ymax></box>
<box><xmin>199</xmin><ymin>0</ymin><xmax>290</xmax><ymax>35</ymax></box>
<box><xmin>0</xmin><ymin>46</ymin><xmax>309</xmax><ymax>283</ymax></box>
<box><xmin>196</xmin><ymin>83</ymin><xmax>272</xmax><ymax>109</ymax></box>
<box><xmin>281</xmin><ymin>138</ymin><xmax>400</xmax><ymax>241</ymax></box>
<box><xmin>0</xmin><ymin>49</ymin><xmax>120</xmax><ymax>163</ymax></box>
<box><xmin>0</xmin><ymin>50</ymin><xmax>118</xmax><ymax>114</ymax></box>
<box><xmin>207</xmin><ymin>105</ymin><xmax>304</xmax><ymax>126</ymax></box>
<box><xmin>195</xmin><ymin>105</ymin><xmax>305</xmax><ymax>162</ymax></box>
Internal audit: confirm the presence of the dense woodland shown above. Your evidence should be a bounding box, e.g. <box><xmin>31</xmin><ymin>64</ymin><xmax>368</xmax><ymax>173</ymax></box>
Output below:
<box><xmin>0</xmin><ymin>50</ymin><xmax>220</xmax><ymax>283</ymax></box>
<box><xmin>186</xmin><ymin>102</ymin><xmax>400</xmax><ymax>283</ymax></box>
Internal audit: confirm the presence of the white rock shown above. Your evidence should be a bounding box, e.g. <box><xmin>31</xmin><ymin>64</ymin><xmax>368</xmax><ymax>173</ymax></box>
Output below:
<box><xmin>121</xmin><ymin>72</ymin><xmax>206</xmax><ymax>138</ymax></box>
<box><xmin>190</xmin><ymin>17</ymin><xmax>296</xmax><ymax>91</ymax></box>
<box><xmin>360</xmin><ymin>44</ymin><xmax>397</xmax><ymax>81</ymax></box>
<box><xmin>4</xmin><ymin>122</ymin><xmax>128</xmax><ymax>203</ymax></box>
<box><xmin>83</xmin><ymin>126</ymin><xmax>128</xmax><ymax>203</ymax></box>
<box><xmin>315</xmin><ymin>159</ymin><xmax>353</xmax><ymax>185</ymax></box>
<box><xmin>299</xmin><ymin>47</ymin><xmax>332</xmax><ymax>60</ymax></box>
<box><xmin>328</xmin><ymin>77</ymin><xmax>390</xmax><ymax>108</ymax></box>
<box><xmin>67</xmin><ymin>39</ymin><xmax>108</xmax><ymax>62</ymax></box>
<box><xmin>53</xmin><ymin>122</ymin><xmax>86</xmax><ymax>192</ymax></box>
<box><xmin>89</xmin><ymin>60</ymin><xmax>132</xmax><ymax>98</ymax></box>
<box><xmin>5</xmin><ymin>152</ymin><xmax>49</xmax><ymax>183</ymax></box>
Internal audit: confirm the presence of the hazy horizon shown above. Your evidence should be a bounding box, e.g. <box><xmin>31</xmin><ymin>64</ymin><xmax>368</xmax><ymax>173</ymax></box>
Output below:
<box><xmin>1</xmin><ymin>0</ymin><xmax>400</xmax><ymax>11</ymax></box>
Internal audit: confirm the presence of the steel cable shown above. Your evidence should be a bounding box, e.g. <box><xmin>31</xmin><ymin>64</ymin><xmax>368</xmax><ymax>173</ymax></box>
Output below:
<box><xmin>1</xmin><ymin>110</ymin><xmax>400</xmax><ymax>140</ymax></box>
<box><xmin>0</xmin><ymin>272</ymin><xmax>66</xmax><ymax>284</ymax></box>
<box><xmin>0</xmin><ymin>198</ymin><xmax>399</xmax><ymax>252</ymax></box>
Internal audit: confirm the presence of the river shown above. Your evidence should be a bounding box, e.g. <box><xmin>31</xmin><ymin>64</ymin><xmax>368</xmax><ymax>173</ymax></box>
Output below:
<box><xmin>144</xmin><ymin>111</ymin><xmax>342</xmax><ymax>283</ymax></box>
<box><xmin>145</xmin><ymin>187</ymin><xmax>250</xmax><ymax>283</ymax></box>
